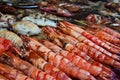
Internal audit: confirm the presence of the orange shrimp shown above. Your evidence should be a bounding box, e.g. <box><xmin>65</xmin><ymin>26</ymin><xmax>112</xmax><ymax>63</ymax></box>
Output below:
<box><xmin>42</xmin><ymin>27</ymin><xmax>115</xmax><ymax>74</ymax></box>
<box><xmin>0</xmin><ymin>63</ymin><xmax>33</xmax><ymax>80</ymax></box>
<box><xmin>95</xmin><ymin>30</ymin><xmax>120</xmax><ymax>47</ymax></box>
<box><xmin>84</xmin><ymin>28</ymin><xmax>120</xmax><ymax>52</ymax></box>
<box><xmin>42</xmin><ymin>26</ymin><xmax>120</xmax><ymax>69</ymax></box>
<box><xmin>13</xmin><ymin>47</ymin><xmax>71</xmax><ymax>80</ymax></box>
<box><xmin>40</xmin><ymin>39</ymin><xmax>116</xmax><ymax>80</ymax></box>
<box><xmin>58</xmin><ymin>21</ymin><xmax>120</xmax><ymax>60</ymax></box>
<box><xmin>103</xmin><ymin>27</ymin><xmax>120</xmax><ymax>39</ymax></box>
<box><xmin>0</xmin><ymin>52</ymin><xmax>56</xmax><ymax>80</ymax></box>
<box><xmin>59</xmin><ymin>21</ymin><xmax>120</xmax><ymax>54</ymax></box>
<box><xmin>21</xmin><ymin>36</ymin><xmax>96</xmax><ymax>80</ymax></box>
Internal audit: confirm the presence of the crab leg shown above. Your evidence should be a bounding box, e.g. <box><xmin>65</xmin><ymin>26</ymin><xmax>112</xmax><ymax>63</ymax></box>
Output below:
<box><xmin>21</xmin><ymin>36</ymin><xmax>96</xmax><ymax>80</ymax></box>
<box><xmin>0</xmin><ymin>63</ymin><xmax>33</xmax><ymax>80</ymax></box>
<box><xmin>13</xmin><ymin>48</ymin><xmax>71</xmax><ymax>80</ymax></box>
<box><xmin>0</xmin><ymin>52</ymin><xmax>56</xmax><ymax>80</ymax></box>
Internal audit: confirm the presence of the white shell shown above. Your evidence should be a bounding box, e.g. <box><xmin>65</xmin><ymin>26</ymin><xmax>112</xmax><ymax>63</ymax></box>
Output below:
<box><xmin>13</xmin><ymin>21</ymin><xmax>41</xmax><ymax>36</ymax></box>
<box><xmin>22</xmin><ymin>16</ymin><xmax>56</xmax><ymax>27</ymax></box>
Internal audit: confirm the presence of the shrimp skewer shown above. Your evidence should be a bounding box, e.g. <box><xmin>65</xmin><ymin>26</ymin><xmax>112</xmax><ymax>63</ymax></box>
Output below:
<box><xmin>42</xmin><ymin>27</ymin><xmax>115</xmax><ymax>73</ymax></box>
<box><xmin>21</xmin><ymin>36</ymin><xmax>96</xmax><ymax>80</ymax></box>
<box><xmin>13</xmin><ymin>48</ymin><xmax>71</xmax><ymax>80</ymax></box>
<box><xmin>0</xmin><ymin>52</ymin><xmax>56</xmax><ymax>80</ymax></box>
<box><xmin>59</xmin><ymin>21</ymin><xmax>120</xmax><ymax>54</ymax></box>
<box><xmin>0</xmin><ymin>63</ymin><xmax>33</xmax><ymax>80</ymax></box>
<box><xmin>103</xmin><ymin>27</ymin><xmax>120</xmax><ymax>39</ymax></box>
<box><xmin>58</xmin><ymin>22</ymin><xmax>120</xmax><ymax>59</ymax></box>
<box><xmin>41</xmin><ymin>40</ymin><xmax>115</xmax><ymax>80</ymax></box>
<box><xmin>85</xmin><ymin>29</ymin><xmax>120</xmax><ymax>52</ymax></box>
<box><xmin>42</xmin><ymin>27</ymin><xmax>120</xmax><ymax>69</ymax></box>
<box><xmin>94</xmin><ymin>30</ymin><xmax>120</xmax><ymax>47</ymax></box>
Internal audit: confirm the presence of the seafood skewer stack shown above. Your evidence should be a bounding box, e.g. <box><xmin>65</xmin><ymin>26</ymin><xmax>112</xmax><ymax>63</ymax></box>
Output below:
<box><xmin>0</xmin><ymin>19</ymin><xmax>120</xmax><ymax>79</ymax></box>
<box><xmin>0</xmin><ymin>1</ymin><xmax>120</xmax><ymax>79</ymax></box>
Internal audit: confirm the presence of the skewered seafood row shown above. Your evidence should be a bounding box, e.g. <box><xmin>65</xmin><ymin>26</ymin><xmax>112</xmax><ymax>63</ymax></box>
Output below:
<box><xmin>13</xmin><ymin>48</ymin><xmax>71</xmax><ymax>80</ymax></box>
<box><xmin>58</xmin><ymin>21</ymin><xmax>120</xmax><ymax>55</ymax></box>
<box><xmin>42</xmin><ymin>27</ymin><xmax>120</xmax><ymax>70</ymax></box>
<box><xmin>81</xmin><ymin>27</ymin><xmax>120</xmax><ymax>51</ymax></box>
<box><xmin>0</xmin><ymin>63</ymin><xmax>33</xmax><ymax>80</ymax></box>
<box><xmin>42</xmin><ymin>27</ymin><xmax>114</xmax><ymax>76</ymax></box>
<box><xmin>0</xmin><ymin>38</ymin><xmax>55</xmax><ymax>80</ymax></box>
<box><xmin>40</xmin><ymin>39</ymin><xmax>116</xmax><ymax>80</ymax></box>
<box><xmin>21</xmin><ymin>36</ymin><xmax>96</xmax><ymax>80</ymax></box>
<box><xmin>0</xmin><ymin>52</ymin><xmax>56</xmax><ymax>80</ymax></box>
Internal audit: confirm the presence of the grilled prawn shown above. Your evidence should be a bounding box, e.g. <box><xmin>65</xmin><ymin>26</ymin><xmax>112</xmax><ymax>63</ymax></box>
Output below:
<box><xmin>94</xmin><ymin>30</ymin><xmax>120</xmax><ymax>47</ymax></box>
<box><xmin>102</xmin><ymin>27</ymin><xmax>120</xmax><ymax>39</ymax></box>
<box><xmin>40</xmin><ymin>39</ymin><xmax>115</xmax><ymax>80</ymax></box>
<box><xmin>0</xmin><ymin>63</ymin><xmax>33</xmax><ymax>80</ymax></box>
<box><xmin>0</xmin><ymin>52</ymin><xmax>56</xmax><ymax>80</ymax></box>
<box><xmin>42</xmin><ymin>26</ymin><xmax>120</xmax><ymax>69</ymax></box>
<box><xmin>42</xmin><ymin>26</ymin><xmax>116</xmax><ymax>73</ymax></box>
<box><xmin>21</xmin><ymin>36</ymin><xmax>96</xmax><ymax>80</ymax></box>
<box><xmin>58</xmin><ymin>21</ymin><xmax>120</xmax><ymax>55</ymax></box>
<box><xmin>13</xmin><ymin>47</ymin><xmax>71</xmax><ymax>80</ymax></box>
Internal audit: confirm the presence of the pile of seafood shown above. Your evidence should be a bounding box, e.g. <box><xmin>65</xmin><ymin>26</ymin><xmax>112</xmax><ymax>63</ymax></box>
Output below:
<box><xmin>0</xmin><ymin>0</ymin><xmax>120</xmax><ymax>80</ymax></box>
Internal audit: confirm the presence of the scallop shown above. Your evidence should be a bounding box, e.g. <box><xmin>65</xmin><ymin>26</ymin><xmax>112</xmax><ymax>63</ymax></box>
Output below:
<box><xmin>13</xmin><ymin>21</ymin><xmax>41</xmax><ymax>36</ymax></box>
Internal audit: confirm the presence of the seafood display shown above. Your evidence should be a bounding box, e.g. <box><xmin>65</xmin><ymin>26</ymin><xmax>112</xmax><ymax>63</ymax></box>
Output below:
<box><xmin>0</xmin><ymin>0</ymin><xmax>120</xmax><ymax>80</ymax></box>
